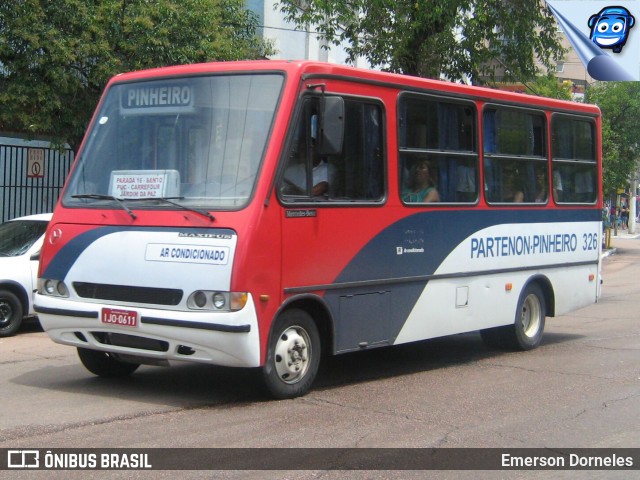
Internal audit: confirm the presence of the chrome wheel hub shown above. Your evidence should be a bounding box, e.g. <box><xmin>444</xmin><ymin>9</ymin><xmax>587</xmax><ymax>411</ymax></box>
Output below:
<box><xmin>521</xmin><ymin>293</ymin><xmax>541</xmax><ymax>338</ymax></box>
<box><xmin>274</xmin><ymin>326</ymin><xmax>311</xmax><ymax>384</ymax></box>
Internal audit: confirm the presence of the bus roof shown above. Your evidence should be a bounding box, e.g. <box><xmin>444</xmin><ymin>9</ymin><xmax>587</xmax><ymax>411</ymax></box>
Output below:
<box><xmin>108</xmin><ymin>60</ymin><xmax>600</xmax><ymax>116</ymax></box>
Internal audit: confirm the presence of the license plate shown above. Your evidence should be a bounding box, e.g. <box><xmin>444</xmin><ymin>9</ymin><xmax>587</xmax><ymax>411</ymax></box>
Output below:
<box><xmin>101</xmin><ymin>308</ymin><xmax>138</xmax><ymax>327</ymax></box>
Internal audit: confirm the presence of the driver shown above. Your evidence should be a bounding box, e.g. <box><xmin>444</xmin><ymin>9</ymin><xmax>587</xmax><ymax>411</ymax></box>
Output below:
<box><xmin>283</xmin><ymin>149</ymin><xmax>335</xmax><ymax>196</ymax></box>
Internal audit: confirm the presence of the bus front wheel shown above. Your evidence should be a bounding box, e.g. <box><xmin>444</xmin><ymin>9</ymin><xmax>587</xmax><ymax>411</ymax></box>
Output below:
<box><xmin>262</xmin><ymin>309</ymin><xmax>321</xmax><ymax>399</ymax></box>
<box><xmin>481</xmin><ymin>283</ymin><xmax>546</xmax><ymax>351</ymax></box>
<box><xmin>77</xmin><ymin>347</ymin><xmax>140</xmax><ymax>377</ymax></box>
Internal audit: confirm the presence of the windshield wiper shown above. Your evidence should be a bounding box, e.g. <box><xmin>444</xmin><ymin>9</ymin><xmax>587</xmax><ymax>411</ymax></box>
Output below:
<box><xmin>72</xmin><ymin>194</ymin><xmax>137</xmax><ymax>220</ymax></box>
<box><xmin>124</xmin><ymin>197</ymin><xmax>215</xmax><ymax>222</ymax></box>
<box><xmin>71</xmin><ymin>194</ymin><xmax>215</xmax><ymax>222</ymax></box>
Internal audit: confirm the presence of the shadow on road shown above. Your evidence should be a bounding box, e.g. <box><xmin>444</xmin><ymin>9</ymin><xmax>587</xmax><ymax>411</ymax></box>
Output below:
<box><xmin>10</xmin><ymin>329</ymin><xmax>583</xmax><ymax>408</ymax></box>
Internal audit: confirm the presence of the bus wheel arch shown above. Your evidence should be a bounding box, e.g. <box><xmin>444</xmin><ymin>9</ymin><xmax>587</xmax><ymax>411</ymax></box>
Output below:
<box><xmin>536</xmin><ymin>275</ymin><xmax>555</xmax><ymax>318</ymax></box>
<box><xmin>481</xmin><ymin>278</ymin><xmax>548</xmax><ymax>351</ymax></box>
<box><xmin>262</xmin><ymin>297</ymin><xmax>334</xmax><ymax>399</ymax></box>
<box><xmin>274</xmin><ymin>296</ymin><xmax>335</xmax><ymax>356</ymax></box>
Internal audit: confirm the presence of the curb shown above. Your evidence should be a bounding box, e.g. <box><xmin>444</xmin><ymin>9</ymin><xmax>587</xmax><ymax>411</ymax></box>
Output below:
<box><xmin>602</xmin><ymin>232</ymin><xmax>639</xmax><ymax>259</ymax></box>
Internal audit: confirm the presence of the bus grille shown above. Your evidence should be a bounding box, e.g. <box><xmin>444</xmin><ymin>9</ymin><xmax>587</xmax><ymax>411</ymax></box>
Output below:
<box><xmin>73</xmin><ymin>282</ymin><xmax>183</xmax><ymax>306</ymax></box>
<box><xmin>92</xmin><ymin>332</ymin><xmax>169</xmax><ymax>352</ymax></box>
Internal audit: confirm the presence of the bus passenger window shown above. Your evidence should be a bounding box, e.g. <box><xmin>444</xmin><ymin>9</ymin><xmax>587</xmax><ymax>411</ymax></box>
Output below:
<box><xmin>398</xmin><ymin>94</ymin><xmax>478</xmax><ymax>203</ymax></box>
<box><xmin>551</xmin><ymin>115</ymin><xmax>596</xmax><ymax>204</ymax></box>
<box><xmin>483</xmin><ymin>107</ymin><xmax>547</xmax><ymax>205</ymax></box>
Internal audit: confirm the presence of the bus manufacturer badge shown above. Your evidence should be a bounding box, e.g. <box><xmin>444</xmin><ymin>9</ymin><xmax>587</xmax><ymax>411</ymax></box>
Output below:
<box><xmin>285</xmin><ymin>209</ymin><xmax>317</xmax><ymax>218</ymax></box>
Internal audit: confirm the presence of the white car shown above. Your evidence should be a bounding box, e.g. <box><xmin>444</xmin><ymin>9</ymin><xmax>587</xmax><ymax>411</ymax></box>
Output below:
<box><xmin>0</xmin><ymin>213</ymin><xmax>51</xmax><ymax>337</ymax></box>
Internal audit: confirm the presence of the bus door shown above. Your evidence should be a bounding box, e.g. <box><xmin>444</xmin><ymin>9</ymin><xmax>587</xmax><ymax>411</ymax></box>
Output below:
<box><xmin>279</xmin><ymin>93</ymin><xmax>397</xmax><ymax>353</ymax></box>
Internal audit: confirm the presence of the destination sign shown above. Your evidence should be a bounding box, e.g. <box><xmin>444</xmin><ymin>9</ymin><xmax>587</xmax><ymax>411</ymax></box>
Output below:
<box><xmin>109</xmin><ymin>169</ymin><xmax>180</xmax><ymax>198</ymax></box>
<box><xmin>121</xmin><ymin>83</ymin><xmax>193</xmax><ymax>110</ymax></box>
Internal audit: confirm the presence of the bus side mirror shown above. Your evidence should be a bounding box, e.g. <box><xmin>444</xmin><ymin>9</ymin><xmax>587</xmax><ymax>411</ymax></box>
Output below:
<box><xmin>318</xmin><ymin>97</ymin><xmax>344</xmax><ymax>156</ymax></box>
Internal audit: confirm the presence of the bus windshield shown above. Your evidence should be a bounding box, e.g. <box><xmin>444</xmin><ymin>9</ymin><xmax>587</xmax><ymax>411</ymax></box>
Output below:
<box><xmin>64</xmin><ymin>73</ymin><xmax>284</xmax><ymax>210</ymax></box>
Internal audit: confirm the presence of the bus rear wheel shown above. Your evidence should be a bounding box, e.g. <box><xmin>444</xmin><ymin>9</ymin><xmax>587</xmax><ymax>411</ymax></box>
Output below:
<box><xmin>262</xmin><ymin>309</ymin><xmax>320</xmax><ymax>399</ymax></box>
<box><xmin>481</xmin><ymin>283</ymin><xmax>546</xmax><ymax>351</ymax></box>
<box><xmin>77</xmin><ymin>347</ymin><xmax>140</xmax><ymax>377</ymax></box>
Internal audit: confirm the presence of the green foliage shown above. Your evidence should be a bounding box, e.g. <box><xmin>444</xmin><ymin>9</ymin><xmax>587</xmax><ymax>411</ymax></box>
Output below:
<box><xmin>524</xmin><ymin>74</ymin><xmax>573</xmax><ymax>100</ymax></box>
<box><xmin>584</xmin><ymin>82</ymin><xmax>640</xmax><ymax>196</ymax></box>
<box><xmin>0</xmin><ymin>0</ymin><xmax>273</xmax><ymax>150</ymax></box>
<box><xmin>278</xmin><ymin>0</ymin><xmax>564</xmax><ymax>82</ymax></box>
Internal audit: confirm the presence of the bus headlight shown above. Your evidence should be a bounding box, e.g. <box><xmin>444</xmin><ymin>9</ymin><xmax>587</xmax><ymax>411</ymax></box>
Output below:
<box><xmin>193</xmin><ymin>291</ymin><xmax>207</xmax><ymax>308</ymax></box>
<box><xmin>187</xmin><ymin>291</ymin><xmax>248</xmax><ymax>311</ymax></box>
<box><xmin>212</xmin><ymin>292</ymin><xmax>226</xmax><ymax>309</ymax></box>
<box><xmin>38</xmin><ymin>278</ymin><xmax>70</xmax><ymax>298</ymax></box>
<box><xmin>44</xmin><ymin>280</ymin><xmax>56</xmax><ymax>295</ymax></box>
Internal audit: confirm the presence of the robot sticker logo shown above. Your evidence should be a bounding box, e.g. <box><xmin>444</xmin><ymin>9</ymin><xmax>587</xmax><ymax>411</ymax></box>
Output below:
<box><xmin>588</xmin><ymin>6</ymin><xmax>635</xmax><ymax>53</ymax></box>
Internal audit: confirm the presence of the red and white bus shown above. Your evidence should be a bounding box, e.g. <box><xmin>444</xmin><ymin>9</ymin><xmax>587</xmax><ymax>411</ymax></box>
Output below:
<box><xmin>35</xmin><ymin>61</ymin><xmax>602</xmax><ymax>398</ymax></box>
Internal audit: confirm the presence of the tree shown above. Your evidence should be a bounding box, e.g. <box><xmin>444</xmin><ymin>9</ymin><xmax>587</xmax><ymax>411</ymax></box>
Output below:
<box><xmin>523</xmin><ymin>74</ymin><xmax>573</xmax><ymax>100</ymax></box>
<box><xmin>584</xmin><ymin>82</ymin><xmax>640</xmax><ymax>199</ymax></box>
<box><xmin>278</xmin><ymin>0</ymin><xmax>564</xmax><ymax>82</ymax></box>
<box><xmin>0</xmin><ymin>0</ymin><xmax>274</xmax><ymax>150</ymax></box>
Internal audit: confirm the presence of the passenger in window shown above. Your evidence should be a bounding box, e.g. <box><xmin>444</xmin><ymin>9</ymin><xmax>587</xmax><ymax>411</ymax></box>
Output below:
<box><xmin>504</xmin><ymin>176</ymin><xmax>525</xmax><ymax>203</ymax></box>
<box><xmin>283</xmin><ymin>148</ymin><xmax>336</xmax><ymax>196</ymax></box>
<box><xmin>402</xmin><ymin>159</ymin><xmax>440</xmax><ymax>203</ymax></box>
<box><xmin>553</xmin><ymin>170</ymin><xmax>563</xmax><ymax>201</ymax></box>
<box><xmin>574</xmin><ymin>169</ymin><xmax>594</xmax><ymax>202</ymax></box>
<box><xmin>456</xmin><ymin>164</ymin><xmax>476</xmax><ymax>202</ymax></box>
<box><xmin>534</xmin><ymin>172</ymin><xmax>548</xmax><ymax>203</ymax></box>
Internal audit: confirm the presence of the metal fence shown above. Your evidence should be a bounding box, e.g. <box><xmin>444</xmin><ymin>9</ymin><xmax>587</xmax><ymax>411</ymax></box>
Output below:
<box><xmin>1</xmin><ymin>144</ymin><xmax>74</xmax><ymax>223</ymax></box>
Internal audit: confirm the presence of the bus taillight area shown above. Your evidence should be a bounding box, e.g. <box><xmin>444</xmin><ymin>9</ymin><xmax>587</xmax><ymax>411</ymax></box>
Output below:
<box><xmin>34</xmin><ymin>293</ymin><xmax>261</xmax><ymax>369</ymax></box>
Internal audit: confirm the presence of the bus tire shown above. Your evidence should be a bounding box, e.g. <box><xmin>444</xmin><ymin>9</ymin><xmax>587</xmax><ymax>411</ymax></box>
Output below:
<box><xmin>262</xmin><ymin>309</ymin><xmax>321</xmax><ymax>399</ymax></box>
<box><xmin>77</xmin><ymin>347</ymin><xmax>140</xmax><ymax>377</ymax></box>
<box><xmin>0</xmin><ymin>290</ymin><xmax>23</xmax><ymax>337</ymax></box>
<box><xmin>481</xmin><ymin>283</ymin><xmax>546</xmax><ymax>351</ymax></box>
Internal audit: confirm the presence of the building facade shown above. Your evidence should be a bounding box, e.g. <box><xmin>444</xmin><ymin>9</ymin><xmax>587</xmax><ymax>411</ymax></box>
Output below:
<box><xmin>247</xmin><ymin>0</ymin><xmax>366</xmax><ymax>66</ymax></box>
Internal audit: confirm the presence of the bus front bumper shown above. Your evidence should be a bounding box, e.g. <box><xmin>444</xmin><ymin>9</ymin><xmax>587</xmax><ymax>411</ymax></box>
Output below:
<box><xmin>34</xmin><ymin>294</ymin><xmax>262</xmax><ymax>368</ymax></box>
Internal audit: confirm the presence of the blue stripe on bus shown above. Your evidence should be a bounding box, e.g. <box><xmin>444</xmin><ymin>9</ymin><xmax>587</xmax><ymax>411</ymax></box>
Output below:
<box><xmin>336</xmin><ymin>208</ymin><xmax>599</xmax><ymax>282</ymax></box>
<box><xmin>326</xmin><ymin>208</ymin><xmax>600</xmax><ymax>353</ymax></box>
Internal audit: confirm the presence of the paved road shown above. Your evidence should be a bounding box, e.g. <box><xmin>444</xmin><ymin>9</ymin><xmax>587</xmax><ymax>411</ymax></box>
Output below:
<box><xmin>1</xmin><ymin>238</ymin><xmax>639</xmax><ymax>479</ymax></box>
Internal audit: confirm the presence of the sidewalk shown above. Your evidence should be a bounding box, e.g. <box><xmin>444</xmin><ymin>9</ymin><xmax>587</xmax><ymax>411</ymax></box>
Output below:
<box><xmin>602</xmin><ymin>228</ymin><xmax>640</xmax><ymax>258</ymax></box>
